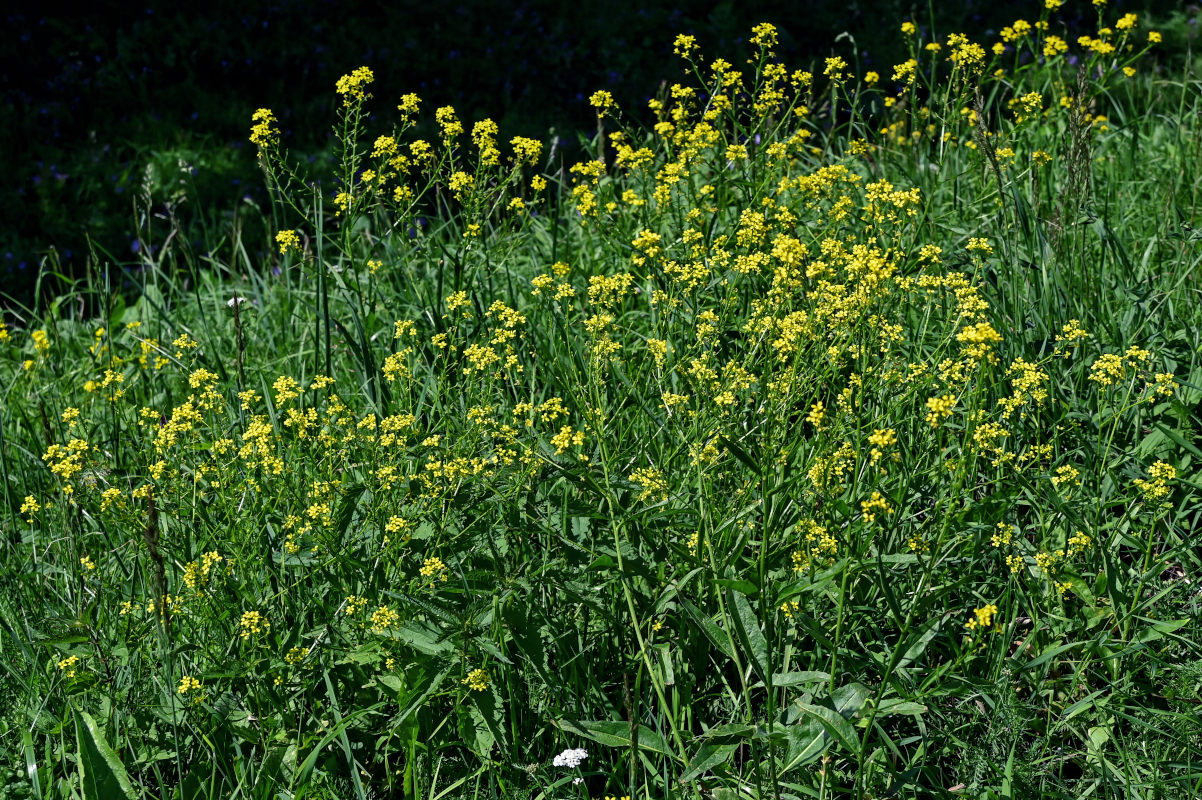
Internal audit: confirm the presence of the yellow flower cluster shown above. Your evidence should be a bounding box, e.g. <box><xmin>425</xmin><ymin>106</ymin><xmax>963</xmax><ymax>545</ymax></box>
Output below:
<box><xmin>177</xmin><ymin>676</ymin><xmax>202</xmax><ymax>696</ymax></box>
<box><xmin>965</xmin><ymin>603</ymin><xmax>998</xmax><ymax>632</ymax></box>
<box><xmin>860</xmin><ymin>491</ymin><xmax>891</xmax><ymax>524</ymax></box>
<box><xmin>630</xmin><ymin>467</ymin><xmax>668</xmax><ymax>503</ymax></box>
<box><xmin>239</xmin><ymin>610</ymin><xmax>270</xmax><ymax>639</ymax></box>
<box><xmin>276</xmin><ymin>229</ymin><xmax>300</xmax><ymax>255</ymax></box>
<box><xmin>335</xmin><ymin>66</ymin><xmax>374</xmax><ymax>105</ymax></box>
<box><xmin>463</xmin><ymin>668</ymin><xmax>490</xmax><ymax>692</ymax></box>
<box><xmin>370</xmin><ymin>605</ymin><xmax>400</xmax><ymax>633</ymax></box>
<box><xmin>1088</xmin><ymin>347</ymin><xmax>1150</xmax><ymax>387</ymax></box>
<box><xmin>925</xmin><ymin>394</ymin><xmax>956</xmax><ymax>428</ymax></box>
<box><xmin>1134</xmin><ymin>461</ymin><xmax>1176</xmax><ymax>503</ymax></box>
<box><xmin>249</xmin><ymin>108</ymin><xmax>278</xmax><ymax>150</ymax></box>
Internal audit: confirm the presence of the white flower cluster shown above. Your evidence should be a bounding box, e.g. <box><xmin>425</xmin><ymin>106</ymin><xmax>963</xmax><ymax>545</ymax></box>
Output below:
<box><xmin>552</xmin><ymin>748</ymin><xmax>588</xmax><ymax>769</ymax></box>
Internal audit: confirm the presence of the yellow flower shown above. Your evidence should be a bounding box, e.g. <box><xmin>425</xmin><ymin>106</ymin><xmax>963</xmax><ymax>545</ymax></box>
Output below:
<box><xmin>860</xmin><ymin>491</ymin><xmax>891</xmax><ymax>523</ymax></box>
<box><xmin>463</xmin><ymin>668</ymin><xmax>490</xmax><ymax>692</ymax></box>
<box><xmin>966</xmin><ymin>237</ymin><xmax>993</xmax><ymax>254</ymax></box>
<box><xmin>750</xmin><ymin>22</ymin><xmax>779</xmax><ymax>48</ymax></box>
<box><xmin>510</xmin><ymin>136</ymin><xmax>542</xmax><ymax>166</ymax></box>
<box><xmin>240</xmin><ymin>610</ymin><xmax>270</xmax><ymax>639</ymax></box>
<box><xmin>629</xmin><ymin>467</ymin><xmax>668</xmax><ymax>503</ymax></box>
<box><xmin>370</xmin><ymin>605</ymin><xmax>400</xmax><ymax>633</ymax></box>
<box><xmin>824</xmin><ymin>57</ymin><xmax>847</xmax><ymax>80</ymax></box>
<box><xmin>249</xmin><ymin>108</ymin><xmax>278</xmax><ymax>150</ymax></box>
<box><xmin>420</xmin><ymin>556</ymin><xmax>448</xmax><ymax>583</ymax></box>
<box><xmin>925</xmin><ymin>394</ymin><xmax>956</xmax><ymax>427</ymax></box>
<box><xmin>448</xmin><ymin>171</ymin><xmax>474</xmax><ymax>202</ymax></box>
<box><xmin>276</xmin><ymin>229</ymin><xmax>300</xmax><ymax>255</ymax></box>
<box><xmin>436</xmin><ymin>106</ymin><xmax>463</xmax><ymax>140</ymax></box>
<box><xmin>177</xmin><ymin>676</ymin><xmax>202</xmax><ymax>696</ymax></box>
<box><xmin>335</xmin><ymin>66</ymin><xmax>374</xmax><ymax>105</ymax></box>
<box><xmin>901</xmin><ymin>21</ymin><xmax>917</xmax><ymax>35</ymax></box>
<box><xmin>673</xmin><ymin>34</ymin><xmax>698</xmax><ymax>58</ymax></box>
<box><xmin>19</xmin><ymin>495</ymin><xmax>40</xmax><ymax>519</ymax></box>
<box><xmin>589</xmin><ymin>90</ymin><xmax>616</xmax><ymax>116</ymax></box>
<box><xmin>397</xmin><ymin>93</ymin><xmax>421</xmax><ymax>115</ymax></box>
<box><xmin>965</xmin><ymin>604</ymin><xmax>998</xmax><ymax>632</ymax></box>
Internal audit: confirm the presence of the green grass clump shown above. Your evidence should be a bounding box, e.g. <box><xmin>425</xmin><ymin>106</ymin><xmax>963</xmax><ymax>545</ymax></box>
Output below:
<box><xmin>2</xmin><ymin>8</ymin><xmax>1202</xmax><ymax>799</ymax></box>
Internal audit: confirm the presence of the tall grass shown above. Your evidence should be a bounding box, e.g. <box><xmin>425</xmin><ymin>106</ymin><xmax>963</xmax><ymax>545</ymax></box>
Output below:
<box><xmin>2</xmin><ymin>9</ymin><xmax>1201</xmax><ymax>799</ymax></box>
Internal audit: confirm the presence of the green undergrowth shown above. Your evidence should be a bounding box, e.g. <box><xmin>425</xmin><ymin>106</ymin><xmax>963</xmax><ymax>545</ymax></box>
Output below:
<box><xmin>2</xmin><ymin>8</ymin><xmax>1202</xmax><ymax>800</ymax></box>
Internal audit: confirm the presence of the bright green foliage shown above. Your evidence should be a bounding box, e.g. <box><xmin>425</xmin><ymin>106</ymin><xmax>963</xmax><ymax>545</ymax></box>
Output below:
<box><xmin>2</xmin><ymin>9</ymin><xmax>1201</xmax><ymax>800</ymax></box>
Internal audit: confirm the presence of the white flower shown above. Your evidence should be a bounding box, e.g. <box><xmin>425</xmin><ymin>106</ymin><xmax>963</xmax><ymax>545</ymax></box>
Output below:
<box><xmin>552</xmin><ymin>748</ymin><xmax>588</xmax><ymax>768</ymax></box>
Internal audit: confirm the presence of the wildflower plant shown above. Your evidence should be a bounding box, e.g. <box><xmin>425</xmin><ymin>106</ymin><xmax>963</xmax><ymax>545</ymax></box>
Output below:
<box><xmin>2</xmin><ymin>7</ymin><xmax>1200</xmax><ymax>800</ymax></box>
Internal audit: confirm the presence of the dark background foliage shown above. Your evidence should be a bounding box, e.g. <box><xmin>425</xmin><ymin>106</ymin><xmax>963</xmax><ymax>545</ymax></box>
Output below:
<box><xmin>0</xmin><ymin>0</ymin><xmax>1192</xmax><ymax>303</ymax></box>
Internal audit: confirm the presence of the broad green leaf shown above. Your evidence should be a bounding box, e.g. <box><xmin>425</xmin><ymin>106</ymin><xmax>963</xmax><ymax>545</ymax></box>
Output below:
<box><xmin>680</xmin><ymin>599</ymin><xmax>736</xmax><ymax>663</ymax></box>
<box><xmin>74</xmin><ymin>709</ymin><xmax>137</xmax><ymax>800</ymax></box>
<box><xmin>458</xmin><ymin>703</ymin><xmax>496</xmax><ymax>757</ymax></box>
<box><xmin>832</xmin><ymin>682</ymin><xmax>869</xmax><ymax>717</ymax></box>
<box><xmin>556</xmin><ymin>719</ymin><xmax>675</xmax><ymax>759</ymax></box>
<box><xmin>779</xmin><ymin>718</ymin><xmax>829</xmax><ymax>773</ymax></box>
<box><xmin>795</xmin><ymin>700</ymin><xmax>860</xmax><ymax>755</ymax></box>
<box><xmin>382</xmin><ymin>621</ymin><xmax>453</xmax><ymax>654</ymax></box>
<box><xmin>770</xmin><ymin>671</ymin><xmax>830</xmax><ymax>687</ymax></box>
<box><xmin>1017</xmin><ymin>641</ymin><xmax>1080</xmax><ymax>673</ymax></box>
<box><xmin>1136</xmin><ymin>617</ymin><xmax>1190</xmax><ymax>644</ymax></box>
<box><xmin>21</xmin><ymin>730</ymin><xmax>40</xmax><ymax>798</ymax></box>
<box><xmin>699</xmin><ymin>723</ymin><xmax>757</xmax><ymax>740</ymax></box>
<box><xmin>680</xmin><ymin>742</ymin><xmax>739</xmax><ymax>783</ymax></box>
<box><xmin>719</xmin><ymin>435</ymin><xmax>759</xmax><ymax>474</ymax></box>
<box><xmin>729</xmin><ymin>589</ymin><xmax>770</xmax><ymax>685</ymax></box>
<box><xmin>873</xmin><ymin>698</ymin><xmax>927</xmax><ymax>717</ymax></box>
<box><xmin>896</xmin><ymin>616</ymin><xmax>944</xmax><ymax>672</ymax></box>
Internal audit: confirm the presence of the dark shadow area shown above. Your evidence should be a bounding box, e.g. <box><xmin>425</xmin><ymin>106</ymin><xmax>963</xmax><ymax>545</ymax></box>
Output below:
<box><xmin>0</xmin><ymin>0</ymin><xmax>1191</xmax><ymax>305</ymax></box>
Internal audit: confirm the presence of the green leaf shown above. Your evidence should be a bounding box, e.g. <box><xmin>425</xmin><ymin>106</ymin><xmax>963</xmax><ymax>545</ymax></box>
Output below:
<box><xmin>769</xmin><ymin>671</ymin><xmax>830</xmax><ymax>688</ymax></box>
<box><xmin>74</xmin><ymin>709</ymin><xmax>137</xmax><ymax>800</ymax></box>
<box><xmin>1154</xmin><ymin>422</ymin><xmax>1202</xmax><ymax>459</ymax></box>
<box><xmin>680</xmin><ymin>742</ymin><xmax>739</xmax><ymax>783</ymax></box>
<box><xmin>556</xmin><ymin>719</ymin><xmax>674</xmax><ymax>759</ymax></box>
<box><xmin>680</xmin><ymin>599</ymin><xmax>737</xmax><ymax>663</ymax></box>
<box><xmin>713</xmin><ymin>578</ymin><xmax>759</xmax><ymax>596</ymax></box>
<box><xmin>794</xmin><ymin>702</ymin><xmax>859</xmax><ymax>755</ymax></box>
<box><xmin>750</xmin><ymin>667</ymin><xmax>826</xmax><ymax>687</ymax></box>
<box><xmin>832</xmin><ymin>682</ymin><xmax>869</xmax><ymax>718</ymax></box>
<box><xmin>1017</xmin><ymin>641</ymin><xmax>1080</xmax><ymax>673</ymax></box>
<box><xmin>699</xmin><ymin>723</ymin><xmax>757</xmax><ymax>740</ymax></box>
<box><xmin>779</xmin><ymin>718</ymin><xmax>829</xmax><ymax>773</ymax></box>
<box><xmin>1136</xmin><ymin>617</ymin><xmax>1190</xmax><ymax>644</ymax></box>
<box><xmin>729</xmin><ymin>589</ymin><xmax>770</xmax><ymax>685</ymax></box>
<box><xmin>719</xmin><ymin>434</ymin><xmax>759</xmax><ymax>474</ymax></box>
<box><xmin>458</xmin><ymin>703</ymin><xmax>496</xmax><ymax>757</ymax></box>
<box><xmin>381</xmin><ymin>621</ymin><xmax>453</xmax><ymax>654</ymax></box>
<box><xmin>332</xmin><ymin>482</ymin><xmax>367</xmax><ymax>544</ymax></box>
<box><xmin>379</xmin><ymin>663</ymin><xmax>449</xmax><ymax>725</ymax></box>
<box><xmin>896</xmin><ymin>616</ymin><xmax>944</xmax><ymax>672</ymax></box>
<box><xmin>21</xmin><ymin>730</ymin><xmax>41</xmax><ymax>798</ymax></box>
<box><xmin>873</xmin><ymin>698</ymin><xmax>927</xmax><ymax>717</ymax></box>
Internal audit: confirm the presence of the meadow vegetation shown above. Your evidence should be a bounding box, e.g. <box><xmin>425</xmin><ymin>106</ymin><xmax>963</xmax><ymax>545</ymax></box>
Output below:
<box><xmin>2</xmin><ymin>4</ymin><xmax>1201</xmax><ymax>798</ymax></box>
